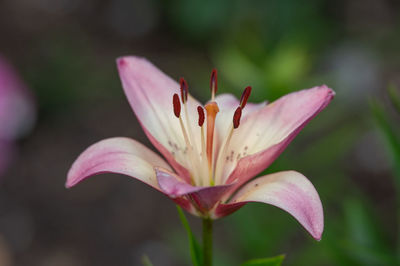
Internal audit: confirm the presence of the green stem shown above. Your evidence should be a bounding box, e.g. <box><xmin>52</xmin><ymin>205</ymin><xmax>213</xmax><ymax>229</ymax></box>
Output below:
<box><xmin>202</xmin><ymin>218</ymin><xmax>213</xmax><ymax>266</ymax></box>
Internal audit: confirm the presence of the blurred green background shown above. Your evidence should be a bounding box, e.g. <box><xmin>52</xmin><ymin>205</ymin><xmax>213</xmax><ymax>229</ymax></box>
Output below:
<box><xmin>0</xmin><ymin>0</ymin><xmax>399</xmax><ymax>265</ymax></box>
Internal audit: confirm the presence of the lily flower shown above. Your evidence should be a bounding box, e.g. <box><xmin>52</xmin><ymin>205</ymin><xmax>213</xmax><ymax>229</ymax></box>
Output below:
<box><xmin>0</xmin><ymin>55</ymin><xmax>36</xmax><ymax>176</ymax></box>
<box><xmin>67</xmin><ymin>56</ymin><xmax>334</xmax><ymax>240</ymax></box>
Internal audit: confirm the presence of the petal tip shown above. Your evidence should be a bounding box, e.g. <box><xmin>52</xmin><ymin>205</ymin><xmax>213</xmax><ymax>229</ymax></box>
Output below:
<box><xmin>65</xmin><ymin>177</ymin><xmax>74</xmax><ymax>189</ymax></box>
<box><xmin>65</xmin><ymin>173</ymin><xmax>77</xmax><ymax>189</ymax></box>
<box><xmin>116</xmin><ymin>57</ymin><xmax>127</xmax><ymax>68</ymax></box>
<box><xmin>308</xmin><ymin>209</ymin><xmax>324</xmax><ymax>241</ymax></box>
<box><xmin>116</xmin><ymin>56</ymin><xmax>135</xmax><ymax>69</ymax></box>
<box><xmin>318</xmin><ymin>84</ymin><xmax>335</xmax><ymax>97</ymax></box>
<box><xmin>313</xmin><ymin>231</ymin><xmax>323</xmax><ymax>241</ymax></box>
<box><xmin>116</xmin><ymin>56</ymin><xmax>147</xmax><ymax>69</ymax></box>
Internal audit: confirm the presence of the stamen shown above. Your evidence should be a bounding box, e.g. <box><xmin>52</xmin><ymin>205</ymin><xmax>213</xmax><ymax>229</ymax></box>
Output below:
<box><xmin>181</xmin><ymin>79</ymin><xmax>193</xmax><ymax>142</ymax></box>
<box><xmin>181</xmin><ymin>79</ymin><xmax>204</xmax><ymax>184</ymax></box>
<box><xmin>197</xmin><ymin>106</ymin><xmax>205</xmax><ymax>126</ymax></box>
<box><xmin>180</xmin><ymin>78</ymin><xmax>188</xmax><ymax>104</ymax></box>
<box><xmin>172</xmin><ymin>93</ymin><xmax>200</xmax><ymax>184</ymax></box>
<box><xmin>180</xmin><ymin>78</ymin><xmax>194</xmax><ymax>143</ymax></box>
<box><xmin>205</xmin><ymin>101</ymin><xmax>219</xmax><ymax>184</ymax></box>
<box><xmin>210</xmin><ymin>69</ymin><xmax>218</xmax><ymax>101</ymax></box>
<box><xmin>178</xmin><ymin>117</ymin><xmax>197</xmax><ymax>185</ymax></box>
<box><xmin>240</xmin><ymin>86</ymin><xmax>252</xmax><ymax>109</ymax></box>
<box><xmin>233</xmin><ymin>106</ymin><xmax>242</xmax><ymax>128</ymax></box>
<box><xmin>173</xmin><ymin>93</ymin><xmax>181</xmax><ymax>118</ymax></box>
<box><xmin>214</xmin><ymin>106</ymin><xmax>243</xmax><ymax>185</ymax></box>
<box><xmin>198</xmin><ymin>106</ymin><xmax>208</xmax><ymax>185</ymax></box>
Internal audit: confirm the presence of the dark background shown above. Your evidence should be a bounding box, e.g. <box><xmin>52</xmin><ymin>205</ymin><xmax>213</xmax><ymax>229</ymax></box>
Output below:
<box><xmin>0</xmin><ymin>0</ymin><xmax>399</xmax><ymax>265</ymax></box>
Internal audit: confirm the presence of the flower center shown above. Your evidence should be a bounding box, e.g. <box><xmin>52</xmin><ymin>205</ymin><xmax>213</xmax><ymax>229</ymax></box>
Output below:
<box><xmin>172</xmin><ymin>70</ymin><xmax>252</xmax><ymax>186</ymax></box>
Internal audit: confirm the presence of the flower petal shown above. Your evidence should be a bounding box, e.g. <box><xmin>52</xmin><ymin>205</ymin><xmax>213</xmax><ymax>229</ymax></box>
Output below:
<box><xmin>66</xmin><ymin>137</ymin><xmax>172</xmax><ymax>190</ymax></box>
<box><xmin>0</xmin><ymin>56</ymin><xmax>36</xmax><ymax>140</ymax></box>
<box><xmin>156</xmin><ymin>168</ymin><xmax>233</xmax><ymax>212</ymax></box>
<box><xmin>116</xmin><ymin>56</ymin><xmax>202</xmax><ymax>181</ymax></box>
<box><xmin>213</xmin><ymin>93</ymin><xmax>266</xmax><ymax>169</ymax></box>
<box><xmin>214</xmin><ymin>93</ymin><xmax>266</xmax><ymax>142</ymax></box>
<box><xmin>215</xmin><ymin>171</ymin><xmax>324</xmax><ymax>240</ymax></box>
<box><xmin>220</xmin><ymin>86</ymin><xmax>334</xmax><ymax>185</ymax></box>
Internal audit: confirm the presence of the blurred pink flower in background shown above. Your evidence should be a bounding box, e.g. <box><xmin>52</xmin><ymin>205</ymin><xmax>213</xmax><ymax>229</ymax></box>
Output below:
<box><xmin>0</xmin><ymin>56</ymin><xmax>36</xmax><ymax>176</ymax></box>
<box><xmin>67</xmin><ymin>56</ymin><xmax>334</xmax><ymax>240</ymax></box>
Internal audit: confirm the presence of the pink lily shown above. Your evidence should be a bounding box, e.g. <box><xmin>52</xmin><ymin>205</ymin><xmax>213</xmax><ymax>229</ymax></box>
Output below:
<box><xmin>67</xmin><ymin>56</ymin><xmax>334</xmax><ymax>241</ymax></box>
<box><xmin>0</xmin><ymin>55</ymin><xmax>35</xmax><ymax>176</ymax></box>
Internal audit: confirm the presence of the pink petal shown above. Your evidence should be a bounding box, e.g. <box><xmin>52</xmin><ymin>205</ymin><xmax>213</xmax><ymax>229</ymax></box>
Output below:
<box><xmin>222</xmin><ymin>86</ymin><xmax>334</xmax><ymax>186</ymax></box>
<box><xmin>66</xmin><ymin>137</ymin><xmax>172</xmax><ymax>190</ymax></box>
<box><xmin>156</xmin><ymin>168</ymin><xmax>233</xmax><ymax>212</ymax></box>
<box><xmin>0</xmin><ymin>55</ymin><xmax>36</xmax><ymax>140</ymax></box>
<box><xmin>116</xmin><ymin>56</ymin><xmax>202</xmax><ymax>182</ymax></box>
<box><xmin>215</xmin><ymin>171</ymin><xmax>324</xmax><ymax>240</ymax></box>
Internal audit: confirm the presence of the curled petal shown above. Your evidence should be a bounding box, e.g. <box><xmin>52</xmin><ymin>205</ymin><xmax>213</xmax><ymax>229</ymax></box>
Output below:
<box><xmin>117</xmin><ymin>56</ymin><xmax>202</xmax><ymax>181</ymax></box>
<box><xmin>156</xmin><ymin>168</ymin><xmax>233</xmax><ymax>212</ymax></box>
<box><xmin>221</xmin><ymin>86</ymin><xmax>334</xmax><ymax>185</ymax></box>
<box><xmin>215</xmin><ymin>171</ymin><xmax>324</xmax><ymax>240</ymax></box>
<box><xmin>66</xmin><ymin>137</ymin><xmax>171</xmax><ymax>190</ymax></box>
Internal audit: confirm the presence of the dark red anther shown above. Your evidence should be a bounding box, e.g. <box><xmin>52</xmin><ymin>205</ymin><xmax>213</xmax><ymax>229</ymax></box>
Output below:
<box><xmin>173</xmin><ymin>93</ymin><xmax>181</xmax><ymax>118</ymax></box>
<box><xmin>240</xmin><ymin>86</ymin><xmax>252</xmax><ymax>109</ymax></box>
<box><xmin>197</xmin><ymin>106</ymin><xmax>205</xmax><ymax>127</ymax></box>
<box><xmin>210</xmin><ymin>68</ymin><xmax>218</xmax><ymax>95</ymax></box>
<box><xmin>233</xmin><ymin>106</ymin><xmax>242</xmax><ymax>129</ymax></box>
<box><xmin>180</xmin><ymin>78</ymin><xmax>188</xmax><ymax>103</ymax></box>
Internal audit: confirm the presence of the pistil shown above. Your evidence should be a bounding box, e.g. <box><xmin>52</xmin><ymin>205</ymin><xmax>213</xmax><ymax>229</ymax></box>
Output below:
<box><xmin>204</xmin><ymin>101</ymin><xmax>219</xmax><ymax>185</ymax></box>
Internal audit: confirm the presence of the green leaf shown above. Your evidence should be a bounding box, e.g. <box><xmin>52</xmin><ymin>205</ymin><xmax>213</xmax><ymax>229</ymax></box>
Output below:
<box><xmin>371</xmin><ymin>92</ymin><xmax>400</xmax><ymax>261</ymax></box>
<box><xmin>370</xmin><ymin>99</ymin><xmax>400</xmax><ymax>185</ymax></box>
<box><xmin>241</xmin><ymin>255</ymin><xmax>285</xmax><ymax>266</ymax></box>
<box><xmin>340</xmin><ymin>198</ymin><xmax>397</xmax><ymax>265</ymax></box>
<box><xmin>141</xmin><ymin>255</ymin><xmax>153</xmax><ymax>266</ymax></box>
<box><xmin>387</xmin><ymin>84</ymin><xmax>400</xmax><ymax>114</ymax></box>
<box><xmin>176</xmin><ymin>206</ymin><xmax>203</xmax><ymax>266</ymax></box>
